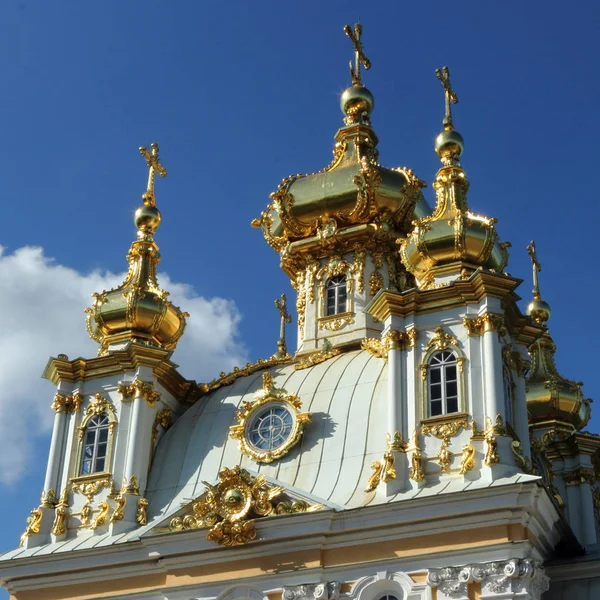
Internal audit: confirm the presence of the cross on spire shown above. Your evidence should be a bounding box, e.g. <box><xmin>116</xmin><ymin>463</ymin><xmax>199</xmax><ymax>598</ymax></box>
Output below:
<box><xmin>139</xmin><ymin>142</ymin><xmax>167</xmax><ymax>207</ymax></box>
<box><xmin>274</xmin><ymin>293</ymin><xmax>292</xmax><ymax>358</ymax></box>
<box><xmin>526</xmin><ymin>240</ymin><xmax>542</xmax><ymax>300</ymax></box>
<box><xmin>435</xmin><ymin>66</ymin><xmax>459</xmax><ymax>130</ymax></box>
<box><xmin>344</xmin><ymin>23</ymin><xmax>371</xmax><ymax>86</ymax></box>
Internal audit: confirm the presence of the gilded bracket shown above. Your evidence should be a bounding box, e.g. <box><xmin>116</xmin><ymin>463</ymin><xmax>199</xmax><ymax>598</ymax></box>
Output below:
<box><xmin>362</xmin><ymin>328</ymin><xmax>418</xmax><ymax>361</ymax></box>
<box><xmin>463</xmin><ymin>312</ymin><xmax>507</xmax><ymax>338</ymax></box>
<box><xmin>365</xmin><ymin>432</ymin><xmax>408</xmax><ymax>492</ymax></box>
<box><xmin>473</xmin><ymin>415</ymin><xmax>506</xmax><ymax>467</ymax></box>
<box><xmin>118</xmin><ymin>379</ymin><xmax>161</xmax><ymax>407</ymax></box>
<box><xmin>51</xmin><ymin>392</ymin><xmax>82</xmax><ymax>414</ymax></box>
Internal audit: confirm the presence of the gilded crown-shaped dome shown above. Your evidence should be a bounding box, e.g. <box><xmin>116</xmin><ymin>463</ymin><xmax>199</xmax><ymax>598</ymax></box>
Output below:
<box><xmin>524</xmin><ymin>241</ymin><xmax>591</xmax><ymax>431</ymax></box>
<box><xmin>399</xmin><ymin>67</ymin><xmax>509</xmax><ymax>290</ymax></box>
<box><xmin>252</xmin><ymin>25</ymin><xmax>428</xmax><ymax>257</ymax></box>
<box><xmin>86</xmin><ymin>143</ymin><xmax>188</xmax><ymax>355</ymax></box>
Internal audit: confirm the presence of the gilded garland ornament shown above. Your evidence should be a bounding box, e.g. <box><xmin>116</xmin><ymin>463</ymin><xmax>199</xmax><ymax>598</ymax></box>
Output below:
<box><xmin>136</xmin><ymin>498</ymin><xmax>149</xmax><ymax>526</ymax></box>
<box><xmin>229</xmin><ymin>372</ymin><xmax>311</xmax><ymax>463</ymax></box>
<box><xmin>295</xmin><ymin>339</ymin><xmax>341</xmax><ymax>370</ymax></box>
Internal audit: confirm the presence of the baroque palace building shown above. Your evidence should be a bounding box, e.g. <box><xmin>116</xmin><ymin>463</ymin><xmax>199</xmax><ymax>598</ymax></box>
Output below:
<box><xmin>1</xmin><ymin>24</ymin><xmax>599</xmax><ymax>600</ymax></box>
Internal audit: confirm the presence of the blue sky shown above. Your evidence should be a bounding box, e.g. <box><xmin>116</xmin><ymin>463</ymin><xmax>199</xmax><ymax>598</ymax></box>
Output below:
<box><xmin>0</xmin><ymin>0</ymin><xmax>599</xmax><ymax>592</ymax></box>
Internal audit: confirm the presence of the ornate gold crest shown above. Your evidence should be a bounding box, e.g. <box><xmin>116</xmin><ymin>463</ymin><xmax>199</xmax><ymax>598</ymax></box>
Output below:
<box><xmin>169</xmin><ymin>466</ymin><xmax>321</xmax><ymax>546</ymax></box>
<box><xmin>229</xmin><ymin>372</ymin><xmax>311</xmax><ymax>463</ymax></box>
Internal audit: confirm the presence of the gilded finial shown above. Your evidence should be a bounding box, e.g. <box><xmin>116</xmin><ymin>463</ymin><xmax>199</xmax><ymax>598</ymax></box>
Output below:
<box><xmin>135</xmin><ymin>142</ymin><xmax>166</xmax><ymax>238</ymax></box>
<box><xmin>273</xmin><ymin>293</ymin><xmax>292</xmax><ymax>359</ymax></box>
<box><xmin>344</xmin><ymin>23</ymin><xmax>371</xmax><ymax>87</ymax></box>
<box><xmin>139</xmin><ymin>142</ymin><xmax>167</xmax><ymax>207</ymax></box>
<box><xmin>526</xmin><ymin>240</ymin><xmax>551</xmax><ymax>325</ymax></box>
<box><xmin>526</xmin><ymin>240</ymin><xmax>542</xmax><ymax>300</ymax></box>
<box><xmin>434</xmin><ymin>66</ymin><xmax>464</xmax><ymax>166</ymax></box>
<box><xmin>435</xmin><ymin>66</ymin><xmax>458</xmax><ymax>131</ymax></box>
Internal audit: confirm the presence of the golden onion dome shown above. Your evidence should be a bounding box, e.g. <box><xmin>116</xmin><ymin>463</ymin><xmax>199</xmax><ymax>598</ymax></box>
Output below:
<box><xmin>85</xmin><ymin>143</ymin><xmax>188</xmax><ymax>355</ymax></box>
<box><xmin>399</xmin><ymin>66</ymin><xmax>509</xmax><ymax>290</ymax></box>
<box><xmin>524</xmin><ymin>241</ymin><xmax>592</xmax><ymax>431</ymax></box>
<box><xmin>526</xmin><ymin>332</ymin><xmax>591</xmax><ymax>431</ymax></box>
<box><xmin>252</xmin><ymin>25</ymin><xmax>429</xmax><ymax>257</ymax></box>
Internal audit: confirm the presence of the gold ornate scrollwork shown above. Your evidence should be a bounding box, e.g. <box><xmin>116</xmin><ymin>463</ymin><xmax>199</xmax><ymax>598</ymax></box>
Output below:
<box><xmin>71</xmin><ymin>476</ymin><xmax>112</xmax><ymax>500</ymax></box>
<box><xmin>352</xmin><ymin>245</ymin><xmax>367</xmax><ymax>293</ymax></box>
<box><xmin>19</xmin><ymin>508</ymin><xmax>43</xmax><ymax>546</ymax></box>
<box><xmin>463</xmin><ymin>312</ymin><xmax>506</xmax><ymax>337</ymax></box>
<box><xmin>475</xmin><ymin>415</ymin><xmax>506</xmax><ymax>467</ymax></box>
<box><xmin>295</xmin><ymin>339</ymin><xmax>341</xmax><ymax>370</ymax></box>
<box><xmin>229</xmin><ymin>372</ymin><xmax>311</xmax><ymax>463</ymax></box>
<box><xmin>459</xmin><ymin>443</ymin><xmax>475</xmax><ymax>475</ymax></box>
<box><xmin>408</xmin><ymin>429</ymin><xmax>425</xmax><ymax>482</ymax></box>
<box><xmin>40</xmin><ymin>488</ymin><xmax>58</xmax><ymax>508</ymax></box>
<box><xmin>510</xmin><ymin>441</ymin><xmax>532</xmax><ymax>473</ymax></box>
<box><xmin>168</xmin><ymin>466</ymin><xmax>320</xmax><ymax>546</ymax></box>
<box><xmin>365</xmin><ymin>461</ymin><xmax>384</xmax><ymax>493</ymax></box>
<box><xmin>368</xmin><ymin>252</ymin><xmax>385</xmax><ymax>296</ymax></box>
<box><xmin>422</xmin><ymin>417</ymin><xmax>467</xmax><ymax>474</ymax></box>
<box><xmin>318</xmin><ymin>312</ymin><xmax>355</xmax><ymax>331</ymax></box>
<box><xmin>51</xmin><ymin>392</ymin><xmax>82</xmax><ymax>413</ymax></box>
<box><xmin>199</xmin><ymin>355</ymin><xmax>293</xmax><ymax>395</ymax></box>
<box><xmin>80</xmin><ymin>501</ymin><xmax>93</xmax><ymax>528</ymax></box>
<box><xmin>362</xmin><ymin>328</ymin><xmax>419</xmax><ymax>361</ymax></box>
<box><xmin>121</xmin><ymin>475</ymin><xmax>140</xmax><ymax>495</ymax></box>
<box><xmin>110</xmin><ymin>495</ymin><xmax>126</xmax><ymax>523</ymax></box>
<box><xmin>91</xmin><ymin>501</ymin><xmax>109</xmax><ymax>529</ymax></box>
<box><xmin>364</xmin><ymin>432</ymin><xmax>407</xmax><ymax>492</ymax></box>
<box><xmin>426</xmin><ymin>327</ymin><xmax>458</xmax><ymax>352</ymax></box>
<box><xmin>136</xmin><ymin>498</ymin><xmax>149</xmax><ymax>526</ymax></box>
<box><xmin>118</xmin><ymin>379</ymin><xmax>161</xmax><ymax>407</ymax></box>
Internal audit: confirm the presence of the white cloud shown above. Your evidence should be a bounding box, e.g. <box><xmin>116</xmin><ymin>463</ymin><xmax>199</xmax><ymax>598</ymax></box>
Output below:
<box><xmin>0</xmin><ymin>246</ymin><xmax>247</xmax><ymax>485</ymax></box>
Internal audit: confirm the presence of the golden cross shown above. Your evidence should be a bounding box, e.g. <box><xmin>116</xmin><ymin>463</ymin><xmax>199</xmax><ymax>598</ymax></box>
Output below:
<box><xmin>344</xmin><ymin>23</ymin><xmax>371</xmax><ymax>86</ymax></box>
<box><xmin>274</xmin><ymin>293</ymin><xmax>292</xmax><ymax>358</ymax></box>
<box><xmin>139</xmin><ymin>142</ymin><xmax>167</xmax><ymax>206</ymax></box>
<box><xmin>435</xmin><ymin>66</ymin><xmax>459</xmax><ymax>130</ymax></box>
<box><xmin>526</xmin><ymin>240</ymin><xmax>542</xmax><ymax>300</ymax></box>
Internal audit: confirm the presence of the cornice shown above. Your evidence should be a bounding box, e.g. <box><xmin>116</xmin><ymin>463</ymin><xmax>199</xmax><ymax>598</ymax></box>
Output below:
<box><xmin>365</xmin><ymin>271</ymin><xmax>544</xmax><ymax>345</ymax></box>
<box><xmin>42</xmin><ymin>342</ymin><xmax>200</xmax><ymax>405</ymax></box>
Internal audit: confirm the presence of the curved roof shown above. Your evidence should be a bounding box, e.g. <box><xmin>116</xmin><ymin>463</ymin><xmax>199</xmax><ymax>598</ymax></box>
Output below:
<box><xmin>146</xmin><ymin>349</ymin><xmax>388</xmax><ymax>518</ymax></box>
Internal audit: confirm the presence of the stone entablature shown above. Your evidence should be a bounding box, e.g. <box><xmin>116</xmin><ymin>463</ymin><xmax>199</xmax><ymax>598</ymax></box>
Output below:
<box><xmin>427</xmin><ymin>559</ymin><xmax>549</xmax><ymax>599</ymax></box>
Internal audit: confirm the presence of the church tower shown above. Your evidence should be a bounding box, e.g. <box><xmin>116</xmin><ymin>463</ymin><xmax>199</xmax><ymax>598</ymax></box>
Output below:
<box><xmin>21</xmin><ymin>143</ymin><xmax>198</xmax><ymax>548</ymax></box>
<box><xmin>252</xmin><ymin>23</ymin><xmax>429</xmax><ymax>354</ymax></box>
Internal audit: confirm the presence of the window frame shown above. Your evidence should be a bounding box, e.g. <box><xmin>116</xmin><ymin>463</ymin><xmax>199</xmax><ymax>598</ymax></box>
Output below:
<box><xmin>427</xmin><ymin>350</ymin><xmax>460</xmax><ymax>417</ymax></box>
<box><xmin>79</xmin><ymin>414</ymin><xmax>111</xmax><ymax>475</ymax></box>
<box><xmin>325</xmin><ymin>275</ymin><xmax>348</xmax><ymax>316</ymax></box>
<box><xmin>421</xmin><ymin>342</ymin><xmax>466</xmax><ymax>420</ymax></box>
<box><xmin>73</xmin><ymin>395</ymin><xmax>117</xmax><ymax>480</ymax></box>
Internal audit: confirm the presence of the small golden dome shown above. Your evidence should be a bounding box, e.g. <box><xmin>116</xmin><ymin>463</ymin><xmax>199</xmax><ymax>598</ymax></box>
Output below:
<box><xmin>399</xmin><ymin>67</ymin><xmax>509</xmax><ymax>289</ymax></box>
<box><xmin>85</xmin><ymin>143</ymin><xmax>188</xmax><ymax>355</ymax></box>
<box><xmin>527</xmin><ymin>333</ymin><xmax>591</xmax><ymax>431</ymax></box>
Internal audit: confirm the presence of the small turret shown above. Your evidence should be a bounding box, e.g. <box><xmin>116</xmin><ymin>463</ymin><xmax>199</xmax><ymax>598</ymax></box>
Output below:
<box><xmin>85</xmin><ymin>143</ymin><xmax>188</xmax><ymax>355</ymax></box>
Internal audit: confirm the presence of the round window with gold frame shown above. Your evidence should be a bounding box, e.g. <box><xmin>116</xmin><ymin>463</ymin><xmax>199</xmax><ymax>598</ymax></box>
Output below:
<box><xmin>229</xmin><ymin>372</ymin><xmax>311</xmax><ymax>463</ymax></box>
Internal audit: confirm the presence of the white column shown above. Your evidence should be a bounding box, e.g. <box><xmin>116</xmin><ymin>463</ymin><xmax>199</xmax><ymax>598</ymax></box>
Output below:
<box><xmin>565</xmin><ymin>483</ymin><xmax>582</xmax><ymax>540</ymax></box>
<box><xmin>513</xmin><ymin>372</ymin><xmax>531</xmax><ymax>459</ymax></box>
<box><xmin>482</xmin><ymin>329</ymin><xmax>504</xmax><ymax>422</ymax></box>
<box><xmin>387</xmin><ymin>347</ymin><xmax>403</xmax><ymax>438</ymax></box>
<box><xmin>580</xmin><ymin>482</ymin><xmax>598</xmax><ymax>546</ymax></box>
<box><xmin>43</xmin><ymin>405</ymin><xmax>68</xmax><ymax>495</ymax></box>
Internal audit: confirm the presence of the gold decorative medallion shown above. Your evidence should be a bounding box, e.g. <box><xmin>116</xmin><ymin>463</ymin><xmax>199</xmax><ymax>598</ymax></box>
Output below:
<box><xmin>229</xmin><ymin>372</ymin><xmax>311</xmax><ymax>463</ymax></box>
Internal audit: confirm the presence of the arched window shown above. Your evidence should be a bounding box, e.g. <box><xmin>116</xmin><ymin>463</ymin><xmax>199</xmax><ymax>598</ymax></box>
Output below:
<box><xmin>326</xmin><ymin>275</ymin><xmax>347</xmax><ymax>316</ymax></box>
<box><xmin>428</xmin><ymin>350</ymin><xmax>459</xmax><ymax>417</ymax></box>
<box><xmin>503</xmin><ymin>366</ymin><xmax>515</xmax><ymax>428</ymax></box>
<box><xmin>378</xmin><ymin>596</ymin><xmax>400</xmax><ymax>600</ymax></box>
<box><xmin>80</xmin><ymin>414</ymin><xmax>110</xmax><ymax>475</ymax></box>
